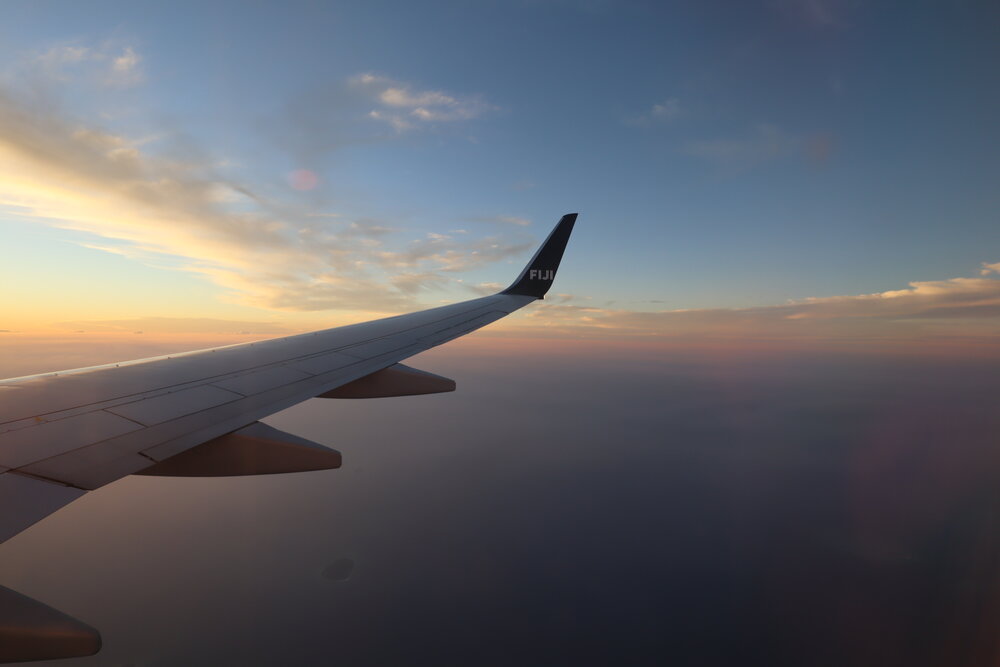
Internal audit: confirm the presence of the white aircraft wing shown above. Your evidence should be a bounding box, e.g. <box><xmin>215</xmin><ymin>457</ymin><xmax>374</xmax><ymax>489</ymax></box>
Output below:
<box><xmin>0</xmin><ymin>213</ymin><xmax>576</xmax><ymax>662</ymax></box>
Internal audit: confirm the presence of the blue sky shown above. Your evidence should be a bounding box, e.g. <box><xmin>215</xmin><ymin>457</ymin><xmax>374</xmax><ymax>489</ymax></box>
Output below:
<box><xmin>1</xmin><ymin>0</ymin><xmax>999</xmax><ymax>334</ymax></box>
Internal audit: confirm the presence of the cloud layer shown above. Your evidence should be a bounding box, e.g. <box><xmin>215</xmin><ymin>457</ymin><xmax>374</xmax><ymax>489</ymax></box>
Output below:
<box><xmin>519</xmin><ymin>274</ymin><xmax>1000</xmax><ymax>344</ymax></box>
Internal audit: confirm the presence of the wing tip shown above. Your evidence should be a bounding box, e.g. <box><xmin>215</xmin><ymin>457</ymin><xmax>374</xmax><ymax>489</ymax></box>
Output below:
<box><xmin>500</xmin><ymin>212</ymin><xmax>577</xmax><ymax>298</ymax></box>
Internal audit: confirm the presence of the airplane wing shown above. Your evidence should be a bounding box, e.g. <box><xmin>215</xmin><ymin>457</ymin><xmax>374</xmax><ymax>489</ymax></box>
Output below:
<box><xmin>0</xmin><ymin>213</ymin><xmax>576</xmax><ymax>662</ymax></box>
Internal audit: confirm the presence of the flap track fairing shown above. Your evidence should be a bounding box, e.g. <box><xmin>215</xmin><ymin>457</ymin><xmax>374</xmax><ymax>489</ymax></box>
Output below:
<box><xmin>317</xmin><ymin>363</ymin><xmax>455</xmax><ymax>399</ymax></box>
<box><xmin>135</xmin><ymin>422</ymin><xmax>341</xmax><ymax>477</ymax></box>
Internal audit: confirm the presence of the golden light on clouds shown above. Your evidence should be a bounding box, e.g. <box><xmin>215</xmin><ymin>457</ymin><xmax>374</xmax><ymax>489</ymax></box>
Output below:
<box><xmin>0</xmin><ymin>71</ymin><xmax>529</xmax><ymax>323</ymax></box>
<box><xmin>2</xmin><ymin>41</ymin><xmax>1000</xmax><ymax>352</ymax></box>
<box><xmin>510</xmin><ymin>273</ymin><xmax>1000</xmax><ymax>351</ymax></box>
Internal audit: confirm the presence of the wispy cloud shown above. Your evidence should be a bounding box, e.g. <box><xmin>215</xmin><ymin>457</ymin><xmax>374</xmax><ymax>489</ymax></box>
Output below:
<box><xmin>466</xmin><ymin>214</ymin><xmax>533</xmax><ymax>227</ymax></box>
<box><xmin>53</xmin><ymin>317</ymin><xmax>292</xmax><ymax>334</ymax></box>
<box><xmin>626</xmin><ymin>97</ymin><xmax>681</xmax><ymax>126</ymax></box>
<box><xmin>468</xmin><ymin>281</ymin><xmax>505</xmax><ymax>296</ymax></box>
<box><xmin>108</xmin><ymin>46</ymin><xmax>143</xmax><ymax>86</ymax></box>
<box><xmin>390</xmin><ymin>272</ymin><xmax>451</xmax><ymax>296</ymax></box>
<box><xmin>980</xmin><ymin>262</ymin><xmax>1000</xmax><ymax>276</ymax></box>
<box><xmin>375</xmin><ymin>231</ymin><xmax>531</xmax><ymax>273</ymax></box>
<box><xmin>26</xmin><ymin>41</ymin><xmax>144</xmax><ymax>87</ymax></box>
<box><xmin>269</xmin><ymin>73</ymin><xmax>497</xmax><ymax>169</ymax></box>
<box><xmin>352</xmin><ymin>73</ymin><xmax>495</xmax><ymax>133</ymax></box>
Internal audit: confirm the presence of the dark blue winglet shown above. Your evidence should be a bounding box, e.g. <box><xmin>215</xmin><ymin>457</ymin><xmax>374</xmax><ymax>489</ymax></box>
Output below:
<box><xmin>500</xmin><ymin>213</ymin><xmax>577</xmax><ymax>298</ymax></box>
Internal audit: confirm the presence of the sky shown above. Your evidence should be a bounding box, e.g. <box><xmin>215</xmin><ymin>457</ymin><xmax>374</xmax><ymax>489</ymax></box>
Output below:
<box><xmin>1</xmin><ymin>0</ymin><xmax>999</xmax><ymax>351</ymax></box>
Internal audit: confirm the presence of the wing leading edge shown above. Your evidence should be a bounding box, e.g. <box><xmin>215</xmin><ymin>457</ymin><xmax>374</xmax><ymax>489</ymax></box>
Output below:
<box><xmin>0</xmin><ymin>213</ymin><xmax>577</xmax><ymax>662</ymax></box>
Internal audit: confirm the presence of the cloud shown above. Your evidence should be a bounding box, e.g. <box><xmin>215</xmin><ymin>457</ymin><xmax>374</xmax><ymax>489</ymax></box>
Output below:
<box><xmin>53</xmin><ymin>317</ymin><xmax>292</xmax><ymax>334</ymax></box>
<box><xmin>0</xmin><ymin>80</ymin><xmax>528</xmax><ymax>313</ymax></box>
<box><xmin>108</xmin><ymin>46</ymin><xmax>143</xmax><ymax>86</ymax></box>
<box><xmin>468</xmin><ymin>281</ymin><xmax>504</xmax><ymax>296</ymax></box>
<box><xmin>518</xmin><ymin>271</ymin><xmax>1000</xmax><ymax>342</ymax></box>
<box><xmin>390</xmin><ymin>272</ymin><xmax>450</xmax><ymax>296</ymax></box>
<box><xmin>789</xmin><ymin>277</ymin><xmax>1000</xmax><ymax>319</ymax></box>
<box><xmin>375</xmin><ymin>232</ymin><xmax>532</xmax><ymax>273</ymax></box>
<box><xmin>650</xmin><ymin>99</ymin><xmax>681</xmax><ymax>121</ymax></box>
<box><xmin>269</xmin><ymin>73</ymin><xmax>496</xmax><ymax>169</ymax></box>
<box><xmin>27</xmin><ymin>42</ymin><xmax>144</xmax><ymax>87</ymax></box>
<box><xmin>352</xmin><ymin>73</ymin><xmax>495</xmax><ymax>133</ymax></box>
<box><xmin>466</xmin><ymin>215</ymin><xmax>533</xmax><ymax>227</ymax></box>
<box><xmin>367</xmin><ymin>109</ymin><xmax>413</xmax><ymax>133</ymax></box>
<box><xmin>496</xmin><ymin>216</ymin><xmax>531</xmax><ymax>227</ymax></box>
<box><xmin>111</xmin><ymin>47</ymin><xmax>140</xmax><ymax>74</ymax></box>
<box><xmin>626</xmin><ymin>97</ymin><xmax>681</xmax><ymax>126</ymax></box>
<box><xmin>35</xmin><ymin>45</ymin><xmax>90</xmax><ymax>69</ymax></box>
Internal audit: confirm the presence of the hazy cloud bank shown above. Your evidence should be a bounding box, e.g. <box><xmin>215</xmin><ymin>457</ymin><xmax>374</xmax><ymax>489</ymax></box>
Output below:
<box><xmin>521</xmin><ymin>274</ymin><xmax>1000</xmax><ymax>344</ymax></box>
<box><xmin>52</xmin><ymin>317</ymin><xmax>294</xmax><ymax>335</ymax></box>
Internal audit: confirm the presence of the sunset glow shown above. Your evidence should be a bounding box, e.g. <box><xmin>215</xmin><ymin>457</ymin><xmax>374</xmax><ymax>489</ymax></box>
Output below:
<box><xmin>1</xmin><ymin>2</ymin><xmax>998</xmax><ymax>360</ymax></box>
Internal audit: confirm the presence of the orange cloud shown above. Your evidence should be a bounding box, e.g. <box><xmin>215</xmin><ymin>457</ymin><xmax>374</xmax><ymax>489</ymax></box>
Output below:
<box><xmin>506</xmin><ymin>272</ymin><xmax>1000</xmax><ymax>350</ymax></box>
